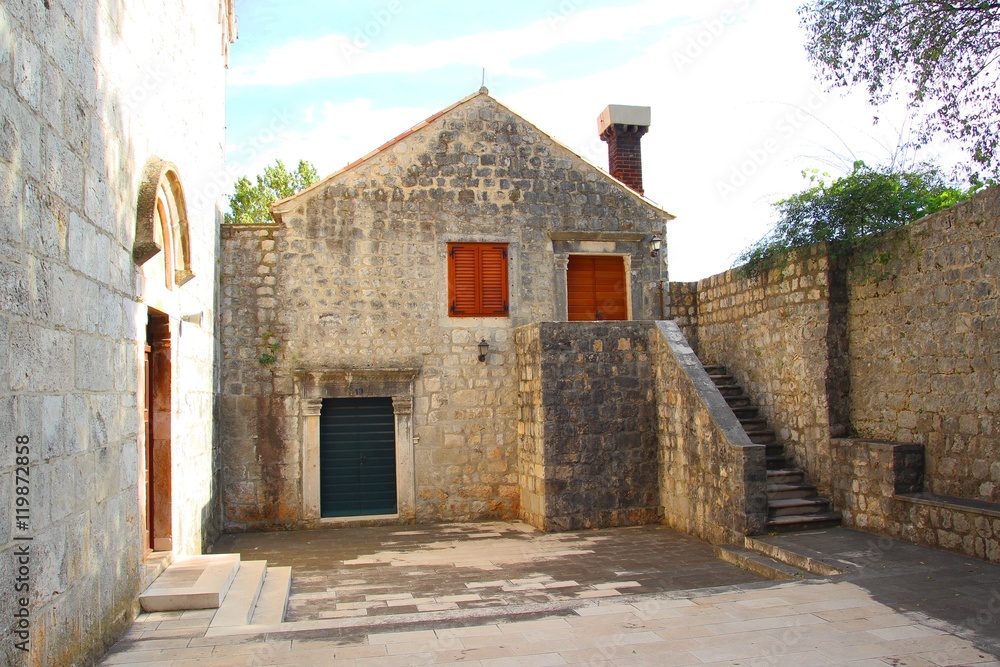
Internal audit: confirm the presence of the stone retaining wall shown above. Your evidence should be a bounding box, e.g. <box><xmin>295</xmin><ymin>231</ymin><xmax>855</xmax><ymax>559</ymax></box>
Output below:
<box><xmin>515</xmin><ymin>322</ymin><xmax>659</xmax><ymax>531</ymax></box>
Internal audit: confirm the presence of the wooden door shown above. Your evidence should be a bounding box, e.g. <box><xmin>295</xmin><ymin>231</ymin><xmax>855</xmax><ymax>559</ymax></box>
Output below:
<box><xmin>319</xmin><ymin>397</ymin><xmax>397</xmax><ymax>518</ymax></box>
<box><xmin>567</xmin><ymin>255</ymin><xmax>628</xmax><ymax>321</ymax></box>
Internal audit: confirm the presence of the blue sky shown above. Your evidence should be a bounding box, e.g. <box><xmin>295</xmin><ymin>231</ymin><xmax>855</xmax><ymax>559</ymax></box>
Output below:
<box><xmin>225</xmin><ymin>0</ymin><xmax>964</xmax><ymax>281</ymax></box>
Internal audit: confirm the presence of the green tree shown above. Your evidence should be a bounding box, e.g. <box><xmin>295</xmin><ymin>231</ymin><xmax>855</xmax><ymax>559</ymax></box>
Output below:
<box><xmin>799</xmin><ymin>1</ymin><xmax>1000</xmax><ymax>174</ymax></box>
<box><xmin>225</xmin><ymin>159</ymin><xmax>320</xmax><ymax>224</ymax></box>
<box><xmin>736</xmin><ymin>161</ymin><xmax>971</xmax><ymax>276</ymax></box>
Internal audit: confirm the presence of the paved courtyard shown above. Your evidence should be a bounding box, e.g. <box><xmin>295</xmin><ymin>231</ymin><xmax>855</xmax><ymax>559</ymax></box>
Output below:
<box><xmin>100</xmin><ymin>523</ymin><xmax>1000</xmax><ymax>666</ymax></box>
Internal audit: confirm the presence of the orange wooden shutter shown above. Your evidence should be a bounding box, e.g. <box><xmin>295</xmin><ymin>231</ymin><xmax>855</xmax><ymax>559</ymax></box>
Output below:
<box><xmin>480</xmin><ymin>244</ymin><xmax>508</xmax><ymax>316</ymax></box>
<box><xmin>448</xmin><ymin>243</ymin><xmax>509</xmax><ymax>317</ymax></box>
<box><xmin>567</xmin><ymin>255</ymin><xmax>627</xmax><ymax>321</ymax></box>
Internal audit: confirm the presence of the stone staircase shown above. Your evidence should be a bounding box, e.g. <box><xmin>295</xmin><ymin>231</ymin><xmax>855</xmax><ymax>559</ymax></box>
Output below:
<box><xmin>138</xmin><ymin>553</ymin><xmax>291</xmax><ymax>627</ymax></box>
<box><xmin>703</xmin><ymin>363</ymin><xmax>841</xmax><ymax>532</ymax></box>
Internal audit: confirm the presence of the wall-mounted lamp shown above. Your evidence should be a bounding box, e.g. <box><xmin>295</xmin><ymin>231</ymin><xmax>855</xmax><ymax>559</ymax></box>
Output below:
<box><xmin>649</xmin><ymin>234</ymin><xmax>662</xmax><ymax>258</ymax></box>
<box><xmin>477</xmin><ymin>338</ymin><xmax>489</xmax><ymax>362</ymax></box>
<box><xmin>181</xmin><ymin>311</ymin><xmax>204</xmax><ymax>326</ymax></box>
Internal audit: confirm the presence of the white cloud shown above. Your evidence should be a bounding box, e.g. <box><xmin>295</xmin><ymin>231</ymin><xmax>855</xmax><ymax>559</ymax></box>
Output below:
<box><xmin>229</xmin><ymin>0</ymin><xmax>700</xmax><ymax>86</ymax></box>
<box><xmin>225</xmin><ymin>0</ymin><xmax>969</xmax><ymax>280</ymax></box>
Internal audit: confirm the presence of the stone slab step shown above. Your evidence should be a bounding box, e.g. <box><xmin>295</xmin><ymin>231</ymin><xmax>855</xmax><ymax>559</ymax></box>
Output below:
<box><xmin>139</xmin><ymin>554</ymin><xmax>240</xmax><ymax>612</ymax></box>
<box><xmin>767</xmin><ymin>483</ymin><xmax>818</xmax><ymax>501</ymax></box>
<box><xmin>210</xmin><ymin>560</ymin><xmax>268</xmax><ymax>628</ymax></box>
<box><xmin>714</xmin><ymin>545</ymin><xmax>814</xmax><ymax>582</ymax></box>
<box><xmin>766</xmin><ymin>512</ymin><xmax>842</xmax><ymax>532</ymax></box>
<box><xmin>251</xmin><ymin>566</ymin><xmax>292</xmax><ymax>626</ymax></box>
<box><xmin>745</xmin><ymin>534</ymin><xmax>845</xmax><ymax>575</ymax></box>
<box><xmin>702</xmin><ymin>364</ymin><xmax>727</xmax><ymax>374</ymax></box>
<box><xmin>768</xmin><ymin>497</ymin><xmax>832</xmax><ymax>517</ymax></box>
<box><xmin>724</xmin><ymin>394</ymin><xmax>753</xmax><ymax>408</ymax></box>
<box><xmin>766</xmin><ymin>458</ymin><xmax>790</xmax><ymax>470</ymax></box>
<box><xmin>768</xmin><ymin>469</ymin><xmax>806</xmax><ymax>484</ymax></box>
<box><xmin>749</xmin><ymin>430</ymin><xmax>777</xmax><ymax>444</ymax></box>
<box><xmin>767</xmin><ymin>467</ymin><xmax>804</xmax><ymax>477</ymax></box>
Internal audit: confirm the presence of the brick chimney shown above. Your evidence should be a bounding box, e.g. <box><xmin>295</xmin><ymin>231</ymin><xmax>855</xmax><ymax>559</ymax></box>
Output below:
<box><xmin>598</xmin><ymin>105</ymin><xmax>651</xmax><ymax>195</ymax></box>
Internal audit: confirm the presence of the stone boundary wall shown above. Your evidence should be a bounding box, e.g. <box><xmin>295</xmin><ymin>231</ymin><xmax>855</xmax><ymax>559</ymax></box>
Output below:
<box><xmin>652</xmin><ymin>321</ymin><xmax>768</xmax><ymax>544</ymax></box>
<box><xmin>670</xmin><ymin>187</ymin><xmax>999</xmax><ymax>560</ymax></box>
<box><xmin>666</xmin><ymin>281</ymin><xmax>698</xmax><ymax>353</ymax></box>
<box><xmin>848</xmin><ymin>188</ymin><xmax>1000</xmax><ymax>502</ymax></box>
<box><xmin>515</xmin><ymin>322</ymin><xmax>659</xmax><ymax>531</ymax></box>
<box><xmin>674</xmin><ymin>246</ymin><xmax>844</xmax><ymax>500</ymax></box>
<box><xmin>831</xmin><ymin>438</ymin><xmax>999</xmax><ymax>563</ymax></box>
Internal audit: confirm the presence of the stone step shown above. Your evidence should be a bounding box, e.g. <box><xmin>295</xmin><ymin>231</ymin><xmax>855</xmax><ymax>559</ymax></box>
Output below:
<box><xmin>702</xmin><ymin>364</ymin><xmax>727</xmax><ymax>375</ymax></box>
<box><xmin>731</xmin><ymin>406</ymin><xmax>760</xmax><ymax>419</ymax></box>
<box><xmin>739</xmin><ymin>417</ymin><xmax>769</xmax><ymax>430</ymax></box>
<box><xmin>744</xmin><ymin>535</ymin><xmax>845</xmax><ymax>576</ymax></box>
<box><xmin>251</xmin><ymin>566</ymin><xmax>292</xmax><ymax>626</ymax></box>
<box><xmin>766</xmin><ymin>455</ymin><xmax>791</xmax><ymax>469</ymax></box>
<box><xmin>767</xmin><ymin>468</ymin><xmax>806</xmax><ymax>485</ymax></box>
<box><xmin>715</xmin><ymin>384</ymin><xmax>744</xmax><ymax>397</ymax></box>
<box><xmin>768</xmin><ymin>497</ymin><xmax>833</xmax><ymax>517</ymax></box>
<box><xmin>210</xmin><ymin>560</ymin><xmax>268</xmax><ymax>628</ymax></box>
<box><xmin>749</xmin><ymin>430</ymin><xmax>777</xmax><ymax>445</ymax></box>
<box><xmin>767</xmin><ymin>483</ymin><xmax>818</xmax><ymax>501</ymax></box>
<box><xmin>139</xmin><ymin>553</ymin><xmax>240</xmax><ymax>612</ymax></box>
<box><xmin>707</xmin><ymin>373</ymin><xmax>735</xmax><ymax>385</ymax></box>
<box><xmin>766</xmin><ymin>512</ymin><xmax>843</xmax><ymax>532</ymax></box>
<box><xmin>724</xmin><ymin>394</ymin><xmax>753</xmax><ymax>408</ymax></box>
<box><xmin>713</xmin><ymin>545</ymin><xmax>812</xmax><ymax>582</ymax></box>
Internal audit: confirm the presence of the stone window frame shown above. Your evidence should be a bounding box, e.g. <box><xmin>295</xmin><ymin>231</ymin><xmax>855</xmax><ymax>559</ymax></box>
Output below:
<box><xmin>133</xmin><ymin>158</ymin><xmax>195</xmax><ymax>288</ymax></box>
<box><xmin>297</xmin><ymin>369</ymin><xmax>419</xmax><ymax>523</ymax></box>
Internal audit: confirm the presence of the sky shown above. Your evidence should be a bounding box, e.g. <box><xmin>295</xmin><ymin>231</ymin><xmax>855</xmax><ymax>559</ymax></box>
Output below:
<box><xmin>224</xmin><ymin>0</ymin><xmax>967</xmax><ymax>281</ymax></box>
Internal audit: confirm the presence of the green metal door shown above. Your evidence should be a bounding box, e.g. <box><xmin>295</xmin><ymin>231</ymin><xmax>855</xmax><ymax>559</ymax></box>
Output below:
<box><xmin>319</xmin><ymin>397</ymin><xmax>397</xmax><ymax>517</ymax></box>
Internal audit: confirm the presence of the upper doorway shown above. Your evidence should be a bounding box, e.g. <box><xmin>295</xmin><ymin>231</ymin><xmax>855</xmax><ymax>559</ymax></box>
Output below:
<box><xmin>567</xmin><ymin>255</ymin><xmax>628</xmax><ymax>321</ymax></box>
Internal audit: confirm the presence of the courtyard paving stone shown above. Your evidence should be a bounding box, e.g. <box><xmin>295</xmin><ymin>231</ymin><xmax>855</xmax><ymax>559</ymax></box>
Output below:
<box><xmin>99</xmin><ymin>523</ymin><xmax>1000</xmax><ymax>666</ymax></box>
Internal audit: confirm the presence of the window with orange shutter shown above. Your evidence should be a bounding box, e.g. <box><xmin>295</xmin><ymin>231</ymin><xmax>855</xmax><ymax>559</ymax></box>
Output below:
<box><xmin>448</xmin><ymin>243</ymin><xmax>509</xmax><ymax>317</ymax></box>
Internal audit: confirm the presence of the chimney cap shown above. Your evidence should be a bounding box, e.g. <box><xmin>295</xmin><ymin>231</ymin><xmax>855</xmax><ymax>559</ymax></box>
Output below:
<box><xmin>597</xmin><ymin>105</ymin><xmax>651</xmax><ymax>134</ymax></box>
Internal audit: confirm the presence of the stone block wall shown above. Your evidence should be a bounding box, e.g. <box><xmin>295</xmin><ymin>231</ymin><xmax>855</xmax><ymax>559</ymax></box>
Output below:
<box><xmin>652</xmin><ymin>321</ymin><xmax>768</xmax><ymax>544</ymax></box>
<box><xmin>220</xmin><ymin>93</ymin><xmax>669</xmax><ymax>530</ymax></box>
<box><xmin>0</xmin><ymin>2</ymin><xmax>227</xmax><ymax>665</ymax></box>
<box><xmin>666</xmin><ymin>280</ymin><xmax>698</xmax><ymax>353</ymax></box>
<box><xmin>829</xmin><ymin>439</ymin><xmax>924</xmax><ymax>532</ymax></box>
<box><xmin>679</xmin><ymin>246</ymin><xmax>845</xmax><ymax>500</ymax></box>
<box><xmin>669</xmin><ymin>187</ymin><xmax>999</xmax><ymax>560</ymax></box>
<box><xmin>514</xmin><ymin>322</ymin><xmax>660</xmax><ymax>531</ymax></box>
<box><xmin>848</xmin><ymin>188</ymin><xmax>1000</xmax><ymax>501</ymax></box>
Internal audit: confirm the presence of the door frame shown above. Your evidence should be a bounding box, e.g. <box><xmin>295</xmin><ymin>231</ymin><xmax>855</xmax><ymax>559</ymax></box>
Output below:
<box><xmin>298</xmin><ymin>369</ymin><xmax>418</xmax><ymax>524</ymax></box>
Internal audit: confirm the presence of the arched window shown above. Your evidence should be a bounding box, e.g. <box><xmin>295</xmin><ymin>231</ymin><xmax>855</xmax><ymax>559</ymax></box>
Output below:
<box><xmin>133</xmin><ymin>158</ymin><xmax>194</xmax><ymax>288</ymax></box>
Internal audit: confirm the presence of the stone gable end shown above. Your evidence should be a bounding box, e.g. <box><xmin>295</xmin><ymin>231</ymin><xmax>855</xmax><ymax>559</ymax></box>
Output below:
<box><xmin>220</xmin><ymin>92</ymin><xmax>671</xmax><ymax>529</ymax></box>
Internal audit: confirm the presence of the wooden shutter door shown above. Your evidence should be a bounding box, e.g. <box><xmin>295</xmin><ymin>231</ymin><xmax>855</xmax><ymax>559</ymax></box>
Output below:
<box><xmin>567</xmin><ymin>255</ymin><xmax>627</xmax><ymax>321</ymax></box>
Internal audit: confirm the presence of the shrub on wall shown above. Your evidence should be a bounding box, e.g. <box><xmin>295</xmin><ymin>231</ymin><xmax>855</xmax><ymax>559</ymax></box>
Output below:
<box><xmin>735</xmin><ymin>161</ymin><xmax>977</xmax><ymax>278</ymax></box>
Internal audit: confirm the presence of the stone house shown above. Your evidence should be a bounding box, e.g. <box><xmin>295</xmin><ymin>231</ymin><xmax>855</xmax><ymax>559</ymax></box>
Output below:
<box><xmin>0</xmin><ymin>2</ymin><xmax>233</xmax><ymax>664</ymax></box>
<box><xmin>219</xmin><ymin>92</ymin><xmax>674</xmax><ymax>530</ymax></box>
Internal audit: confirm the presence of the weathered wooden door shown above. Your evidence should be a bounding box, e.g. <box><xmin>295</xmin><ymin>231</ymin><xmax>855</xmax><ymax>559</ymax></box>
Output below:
<box><xmin>567</xmin><ymin>255</ymin><xmax>628</xmax><ymax>321</ymax></box>
<box><xmin>319</xmin><ymin>397</ymin><xmax>397</xmax><ymax>517</ymax></box>
<box><xmin>143</xmin><ymin>343</ymin><xmax>153</xmax><ymax>551</ymax></box>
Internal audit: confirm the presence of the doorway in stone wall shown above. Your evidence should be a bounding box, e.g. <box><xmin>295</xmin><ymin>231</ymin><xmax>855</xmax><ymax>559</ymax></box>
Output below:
<box><xmin>144</xmin><ymin>310</ymin><xmax>173</xmax><ymax>552</ymax></box>
<box><xmin>319</xmin><ymin>397</ymin><xmax>398</xmax><ymax>518</ymax></box>
<box><xmin>567</xmin><ymin>255</ymin><xmax>629</xmax><ymax>321</ymax></box>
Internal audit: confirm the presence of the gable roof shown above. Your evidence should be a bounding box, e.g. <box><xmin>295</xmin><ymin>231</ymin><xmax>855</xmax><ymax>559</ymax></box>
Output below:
<box><xmin>271</xmin><ymin>89</ymin><xmax>674</xmax><ymax>222</ymax></box>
